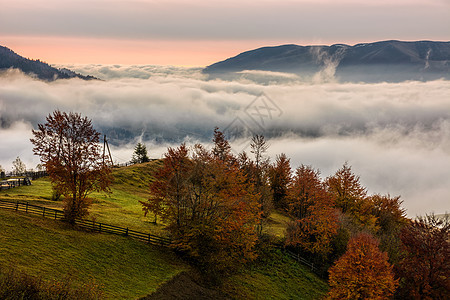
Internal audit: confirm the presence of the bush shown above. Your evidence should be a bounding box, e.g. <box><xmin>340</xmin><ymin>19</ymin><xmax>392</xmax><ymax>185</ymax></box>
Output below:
<box><xmin>0</xmin><ymin>266</ymin><xmax>103</xmax><ymax>300</ymax></box>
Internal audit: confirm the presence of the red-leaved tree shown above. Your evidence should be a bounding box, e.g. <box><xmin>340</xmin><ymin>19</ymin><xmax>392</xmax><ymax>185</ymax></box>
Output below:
<box><xmin>396</xmin><ymin>214</ymin><xmax>449</xmax><ymax>299</ymax></box>
<box><xmin>30</xmin><ymin>111</ymin><xmax>112</xmax><ymax>223</ymax></box>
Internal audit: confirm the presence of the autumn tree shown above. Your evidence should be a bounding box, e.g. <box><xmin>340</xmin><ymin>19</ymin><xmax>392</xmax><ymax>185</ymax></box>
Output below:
<box><xmin>142</xmin><ymin>144</ymin><xmax>191</xmax><ymax>225</ymax></box>
<box><xmin>30</xmin><ymin>110</ymin><xmax>112</xmax><ymax>223</ymax></box>
<box><xmin>326</xmin><ymin>163</ymin><xmax>377</xmax><ymax>231</ymax></box>
<box><xmin>131</xmin><ymin>142</ymin><xmax>150</xmax><ymax>164</ymax></box>
<box><xmin>142</xmin><ymin>130</ymin><xmax>261</xmax><ymax>274</ymax></box>
<box><xmin>12</xmin><ymin>156</ymin><xmax>26</xmax><ymax>175</ymax></box>
<box><xmin>369</xmin><ymin>194</ymin><xmax>407</xmax><ymax>264</ymax></box>
<box><xmin>269</xmin><ymin>153</ymin><xmax>291</xmax><ymax>209</ymax></box>
<box><xmin>285</xmin><ymin>165</ymin><xmax>339</xmax><ymax>257</ymax></box>
<box><xmin>328</xmin><ymin>233</ymin><xmax>398</xmax><ymax>299</ymax></box>
<box><xmin>396</xmin><ymin>214</ymin><xmax>449</xmax><ymax>299</ymax></box>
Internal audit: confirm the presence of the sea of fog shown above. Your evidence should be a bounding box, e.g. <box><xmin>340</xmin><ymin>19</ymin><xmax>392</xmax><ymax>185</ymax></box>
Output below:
<box><xmin>1</xmin><ymin>65</ymin><xmax>449</xmax><ymax>217</ymax></box>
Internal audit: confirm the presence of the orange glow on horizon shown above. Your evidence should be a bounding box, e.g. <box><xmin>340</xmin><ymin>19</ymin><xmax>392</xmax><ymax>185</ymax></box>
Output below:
<box><xmin>1</xmin><ymin>35</ymin><xmax>302</xmax><ymax>67</ymax></box>
<box><xmin>1</xmin><ymin>35</ymin><xmax>361</xmax><ymax>67</ymax></box>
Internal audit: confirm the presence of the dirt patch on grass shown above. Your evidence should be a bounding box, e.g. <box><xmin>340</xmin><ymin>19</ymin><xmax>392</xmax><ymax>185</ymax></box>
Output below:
<box><xmin>141</xmin><ymin>271</ymin><xmax>230</xmax><ymax>300</ymax></box>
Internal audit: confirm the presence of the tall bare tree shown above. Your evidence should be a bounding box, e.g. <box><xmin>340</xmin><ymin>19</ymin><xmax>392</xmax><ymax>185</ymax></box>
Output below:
<box><xmin>12</xmin><ymin>156</ymin><xmax>26</xmax><ymax>175</ymax></box>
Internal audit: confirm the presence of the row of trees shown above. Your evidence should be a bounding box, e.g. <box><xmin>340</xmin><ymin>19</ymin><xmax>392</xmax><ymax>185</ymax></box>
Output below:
<box><xmin>142</xmin><ymin>128</ymin><xmax>449</xmax><ymax>297</ymax></box>
<box><xmin>273</xmin><ymin>159</ymin><xmax>448</xmax><ymax>298</ymax></box>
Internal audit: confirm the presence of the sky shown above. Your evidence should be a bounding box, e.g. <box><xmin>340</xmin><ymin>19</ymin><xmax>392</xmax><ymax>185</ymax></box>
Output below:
<box><xmin>1</xmin><ymin>0</ymin><xmax>449</xmax><ymax>66</ymax></box>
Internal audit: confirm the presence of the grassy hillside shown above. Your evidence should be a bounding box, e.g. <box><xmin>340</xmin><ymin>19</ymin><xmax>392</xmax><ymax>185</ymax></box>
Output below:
<box><xmin>0</xmin><ymin>209</ymin><xmax>186</xmax><ymax>299</ymax></box>
<box><xmin>222</xmin><ymin>249</ymin><xmax>328</xmax><ymax>299</ymax></box>
<box><xmin>0</xmin><ymin>161</ymin><xmax>165</xmax><ymax>234</ymax></box>
<box><xmin>0</xmin><ymin>162</ymin><xmax>328</xmax><ymax>299</ymax></box>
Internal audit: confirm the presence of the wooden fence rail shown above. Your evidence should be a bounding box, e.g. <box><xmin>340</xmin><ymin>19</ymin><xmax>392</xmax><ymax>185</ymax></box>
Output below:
<box><xmin>1</xmin><ymin>171</ymin><xmax>47</xmax><ymax>180</ymax></box>
<box><xmin>0</xmin><ymin>199</ymin><xmax>171</xmax><ymax>247</ymax></box>
<box><xmin>280</xmin><ymin>247</ymin><xmax>327</xmax><ymax>279</ymax></box>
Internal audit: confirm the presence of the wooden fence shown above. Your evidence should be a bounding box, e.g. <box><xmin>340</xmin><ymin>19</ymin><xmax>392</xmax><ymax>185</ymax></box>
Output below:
<box><xmin>0</xmin><ymin>199</ymin><xmax>171</xmax><ymax>247</ymax></box>
<box><xmin>280</xmin><ymin>247</ymin><xmax>328</xmax><ymax>278</ymax></box>
<box><xmin>1</xmin><ymin>171</ymin><xmax>47</xmax><ymax>180</ymax></box>
<box><xmin>283</xmin><ymin>248</ymin><xmax>316</xmax><ymax>271</ymax></box>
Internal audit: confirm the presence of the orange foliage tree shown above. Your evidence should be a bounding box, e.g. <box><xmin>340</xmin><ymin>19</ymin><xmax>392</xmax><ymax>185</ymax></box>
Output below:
<box><xmin>30</xmin><ymin>110</ymin><xmax>112</xmax><ymax>223</ymax></box>
<box><xmin>326</xmin><ymin>163</ymin><xmax>377</xmax><ymax>231</ymax></box>
<box><xmin>328</xmin><ymin>233</ymin><xmax>398</xmax><ymax>299</ymax></box>
<box><xmin>285</xmin><ymin>165</ymin><xmax>339</xmax><ymax>257</ymax></box>
<box><xmin>142</xmin><ymin>130</ymin><xmax>261</xmax><ymax>273</ymax></box>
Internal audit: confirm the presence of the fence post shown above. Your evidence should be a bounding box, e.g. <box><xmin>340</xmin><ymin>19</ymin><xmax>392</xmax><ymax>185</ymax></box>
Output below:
<box><xmin>43</xmin><ymin>207</ymin><xmax>46</xmax><ymax>217</ymax></box>
<box><xmin>26</xmin><ymin>202</ymin><xmax>28</xmax><ymax>213</ymax></box>
<box><xmin>99</xmin><ymin>223</ymin><xmax>102</xmax><ymax>233</ymax></box>
<box><xmin>126</xmin><ymin>227</ymin><xmax>128</xmax><ymax>236</ymax></box>
<box><xmin>148</xmin><ymin>234</ymin><xmax>150</xmax><ymax>244</ymax></box>
<box><xmin>15</xmin><ymin>201</ymin><xmax>18</xmax><ymax>211</ymax></box>
<box><xmin>54</xmin><ymin>210</ymin><xmax>57</xmax><ymax>219</ymax></box>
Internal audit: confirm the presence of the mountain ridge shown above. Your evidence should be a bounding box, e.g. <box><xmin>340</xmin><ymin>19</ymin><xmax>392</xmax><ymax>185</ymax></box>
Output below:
<box><xmin>203</xmin><ymin>40</ymin><xmax>450</xmax><ymax>82</ymax></box>
<box><xmin>0</xmin><ymin>45</ymin><xmax>97</xmax><ymax>81</ymax></box>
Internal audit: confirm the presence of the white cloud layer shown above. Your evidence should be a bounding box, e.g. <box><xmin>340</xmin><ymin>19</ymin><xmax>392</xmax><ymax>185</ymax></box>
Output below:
<box><xmin>1</xmin><ymin>66</ymin><xmax>449</xmax><ymax>217</ymax></box>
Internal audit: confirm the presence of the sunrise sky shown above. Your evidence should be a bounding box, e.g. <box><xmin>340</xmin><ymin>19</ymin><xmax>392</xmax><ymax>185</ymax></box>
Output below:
<box><xmin>1</xmin><ymin>0</ymin><xmax>449</xmax><ymax>66</ymax></box>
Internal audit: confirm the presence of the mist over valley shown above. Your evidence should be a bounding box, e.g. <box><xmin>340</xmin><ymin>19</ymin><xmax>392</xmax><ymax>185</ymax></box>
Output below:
<box><xmin>1</xmin><ymin>55</ymin><xmax>449</xmax><ymax>216</ymax></box>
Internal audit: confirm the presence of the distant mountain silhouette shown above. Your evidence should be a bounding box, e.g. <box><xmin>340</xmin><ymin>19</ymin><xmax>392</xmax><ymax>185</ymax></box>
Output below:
<box><xmin>0</xmin><ymin>45</ymin><xmax>97</xmax><ymax>81</ymax></box>
<box><xmin>204</xmin><ymin>41</ymin><xmax>450</xmax><ymax>82</ymax></box>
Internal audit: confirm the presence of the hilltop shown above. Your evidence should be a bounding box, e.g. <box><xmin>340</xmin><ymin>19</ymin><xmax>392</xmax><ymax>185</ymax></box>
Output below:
<box><xmin>0</xmin><ymin>45</ymin><xmax>97</xmax><ymax>81</ymax></box>
<box><xmin>204</xmin><ymin>40</ymin><xmax>450</xmax><ymax>82</ymax></box>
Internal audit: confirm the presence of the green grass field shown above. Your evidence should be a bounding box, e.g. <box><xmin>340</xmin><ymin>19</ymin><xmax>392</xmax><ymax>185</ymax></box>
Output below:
<box><xmin>0</xmin><ymin>162</ymin><xmax>328</xmax><ymax>299</ymax></box>
<box><xmin>0</xmin><ymin>209</ymin><xmax>186</xmax><ymax>299</ymax></box>
<box><xmin>222</xmin><ymin>249</ymin><xmax>328</xmax><ymax>299</ymax></box>
<box><xmin>0</xmin><ymin>161</ymin><xmax>166</xmax><ymax>235</ymax></box>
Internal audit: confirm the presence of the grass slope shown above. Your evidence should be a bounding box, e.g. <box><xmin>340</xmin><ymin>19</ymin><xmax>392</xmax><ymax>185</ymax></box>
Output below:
<box><xmin>0</xmin><ymin>209</ymin><xmax>186</xmax><ymax>299</ymax></box>
<box><xmin>222</xmin><ymin>249</ymin><xmax>328</xmax><ymax>299</ymax></box>
<box><xmin>0</xmin><ymin>161</ymin><xmax>165</xmax><ymax>234</ymax></box>
<box><xmin>0</xmin><ymin>162</ymin><xmax>329</xmax><ymax>298</ymax></box>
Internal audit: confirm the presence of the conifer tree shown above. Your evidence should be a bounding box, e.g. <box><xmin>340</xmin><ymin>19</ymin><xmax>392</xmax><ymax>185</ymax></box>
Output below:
<box><xmin>131</xmin><ymin>142</ymin><xmax>150</xmax><ymax>164</ymax></box>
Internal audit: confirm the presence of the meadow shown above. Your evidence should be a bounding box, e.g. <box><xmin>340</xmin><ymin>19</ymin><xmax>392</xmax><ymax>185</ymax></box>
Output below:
<box><xmin>0</xmin><ymin>161</ymin><xmax>328</xmax><ymax>299</ymax></box>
